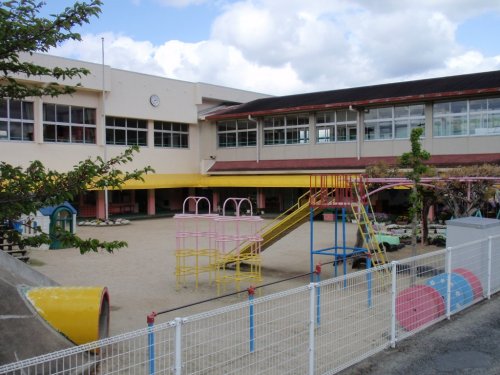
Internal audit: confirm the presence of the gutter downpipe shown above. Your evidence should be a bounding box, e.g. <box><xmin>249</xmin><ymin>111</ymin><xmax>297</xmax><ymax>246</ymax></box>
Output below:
<box><xmin>349</xmin><ymin>105</ymin><xmax>361</xmax><ymax>160</ymax></box>
<box><xmin>248</xmin><ymin>115</ymin><xmax>259</xmax><ymax>163</ymax></box>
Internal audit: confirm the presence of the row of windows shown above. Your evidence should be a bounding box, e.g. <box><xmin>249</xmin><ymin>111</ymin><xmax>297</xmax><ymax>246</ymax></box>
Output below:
<box><xmin>0</xmin><ymin>100</ymin><xmax>190</xmax><ymax>148</ymax></box>
<box><xmin>3</xmin><ymin>97</ymin><xmax>499</xmax><ymax>147</ymax></box>
<box><xmin>216</xmin><ymin>98</ymin><xmax>500</xmax><ymax>147</ymax></box>
<box><xmin>433</xmin><ymin>98</ymin><xmax>500</xmax><ymax>137</ymax></box>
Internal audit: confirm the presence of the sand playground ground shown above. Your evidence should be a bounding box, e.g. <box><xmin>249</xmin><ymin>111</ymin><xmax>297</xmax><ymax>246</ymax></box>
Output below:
<box><xmin>28</xmin><ymin>217</ymin><xmax>436</xmax><ymax>336</ymax></box>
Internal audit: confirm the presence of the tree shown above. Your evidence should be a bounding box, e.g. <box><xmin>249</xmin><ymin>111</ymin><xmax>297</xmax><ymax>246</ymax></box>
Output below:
<box><xmin>436</xmin><ymin>164</ymin><xmax>500</xmax><ymax>218</ymax></box>
<box><xmin>1</xmin><ymin>0</ymin><xmax>102</xmax><ymax>99</ymax></box>
<box><xmin>399</xmin><ymin>127</ymin><xmax>430</xmax><ymax>274</ymax></box>
<box><xmin>0</xmin><ymin>1</ymin><xmax>155</xmax><ymax>254</ymax></box>
<box><xmin>1</xmin><ymin>147</ymin><xmax>154</xmax><ymax>253</ymax></box>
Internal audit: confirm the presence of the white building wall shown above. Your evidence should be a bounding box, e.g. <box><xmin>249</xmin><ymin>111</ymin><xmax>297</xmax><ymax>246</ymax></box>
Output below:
<box><xmin>3</xmin><ymin>54</ymin><xmax>268</xmax><ymax>174</ymax></box>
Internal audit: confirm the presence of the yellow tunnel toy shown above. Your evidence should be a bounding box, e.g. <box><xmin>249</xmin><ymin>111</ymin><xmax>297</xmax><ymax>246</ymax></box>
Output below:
<box><xmin>25</xmin><ymin>286</ymin><xmax>110</xmax><ymax>346</ymax></box>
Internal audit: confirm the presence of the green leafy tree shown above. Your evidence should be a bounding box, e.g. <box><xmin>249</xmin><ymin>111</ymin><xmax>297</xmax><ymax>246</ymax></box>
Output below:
<box><xmin>0</xmin><ymin>1</ymin><xmax>156</xmax><ymax>254</ymax></box>
<box><xmin>399</xmin><ymin>127</ymin><xmax>430</xmax><ymax>274</ymax></box>
<box><xmin>1</xmin><ymin>147</ymin><xmax>154</xmax><ymax>253</ymax></box>
<box><xmin>0</xmin><ymin>0</ymin><xmax>102</xmax><ymax>99</ymax></box>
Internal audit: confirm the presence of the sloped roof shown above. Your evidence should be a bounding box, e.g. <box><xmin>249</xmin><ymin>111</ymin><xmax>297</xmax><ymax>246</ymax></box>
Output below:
<box><xmin>207</xmin><ymin>70</ymin><xmax>500</xmax><ymax>119</ymax></box>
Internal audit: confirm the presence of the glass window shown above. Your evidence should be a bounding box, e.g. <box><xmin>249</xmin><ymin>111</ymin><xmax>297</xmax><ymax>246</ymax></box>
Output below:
<box><xmin>263</xmin><ymin>114</ymin><xmax>309</xmax><ymax>145</ymax></box>
<box><xmin>43</xmin><ymin>103</ymin><xmax>96</xmax><ymax>144</ymax></box>
<box><xmin>153</xmin><ymin>121</ymin><xmax>189</xmax><ymax>148</ymax></box>
<box><xmin>433</xmin><ymin>97</ymin><xmax>500</xmax><ymax>137</ymax></box>
<box><xmin>217</xmin><ymin>119</ymin><xmax>257</xmax><ymax>148</ymax></box>
<box><xmin>106</xmin><ymin>116</ymin><xmax>148</xmax><ymax>146</ymax></box>
<box><xmin>0</xmin><ymin>99</ymin><xmax>35</xmax><ymax>142</ymax></box>
<box><xmin>364</xmin><ymin>104</ymin><xmax>425</xmax><ymax>140</ymax></box>
<box><xmin>0</xmin><ymin>100</ymin><xmax>7</xmax><ymax>118</ymax></box>
<box><xmin>0</xmin><ymin>121</ymin><xmax>7</xmax><ymax>139</ymax></box>
<box><xmin>316</xmin><ymin>109</ymin><xmax>357</xmax><ymax>143</ymax></box>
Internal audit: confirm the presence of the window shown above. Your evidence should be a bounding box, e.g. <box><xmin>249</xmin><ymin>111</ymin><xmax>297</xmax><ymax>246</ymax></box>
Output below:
<box><xmin>364</xmin><ymin>104</ymin><xmax>425</xmax><ymax>140</ymax></box>
<box><xmin>316</xmin><ymin>110</ymin><xmax>357</xmax><ymax>143</ymax></box>
<box><xmin>263</xmin><ymin>113</ymin><xmax>309</xmax><ymax>145</ymax></box>
<box><xmin>43</xmin><ymin>103</ymin><xmax>96</xmax><ymax>143</ymax></box>
<box><xmin>434</xmin><ymin>97</ymin><xmax>500</xmax><ymax>137</ymax></box>
<box><xmin>154</xmin><ymin>121</ymin><xmax>189</xmax><ymax>148</ymax></box>
<box><xmin>0</xmin><ymin>99</ymin><xmax>34</xmax><ymax>141</ymax></box>
<box><xmin>217</xmin><ymin>119</ymin><xmax>256</xmax><ymax>148</ymax></box>
<box><xmin>106</xmin><ymin>117</ymin><xmax>147</xmax><ymax>146</ymax></box>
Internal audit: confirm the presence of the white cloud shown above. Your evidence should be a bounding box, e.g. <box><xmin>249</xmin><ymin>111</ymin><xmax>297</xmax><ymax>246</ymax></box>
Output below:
<box><xmin>51</xmin><ymin>0</ymin><xmax>500</xmax><ymax>95</ymax></box>
<box><xmin>49</xmin><ymin>33</ymin><xmax>164</xmax><ymax>76</ymax></box>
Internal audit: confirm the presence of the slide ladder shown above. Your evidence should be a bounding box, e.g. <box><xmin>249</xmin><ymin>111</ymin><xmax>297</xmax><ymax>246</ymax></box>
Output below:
<box><xmin>351</xmin><ymin>179</ymin><xmax>388</xmax><ymax>267</ymax></box>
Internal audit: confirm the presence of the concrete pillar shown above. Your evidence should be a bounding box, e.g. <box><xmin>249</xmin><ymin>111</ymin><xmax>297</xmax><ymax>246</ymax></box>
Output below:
<box><xmin>147</xmin><ymin>189</ymin><xmax>156</xmax><ymax>216</ymax></box>
<box><xmin>188</xmin><ymin>188</ymin><xmax>196</xmax><ymax>212</ymax></box>
<box><xmin>257</xmin><ymin>189</ymin><xmax>266</xmax><ymax>210</ymax></box>
<box><xmin>96</xmin><ymin>190</ymin><xmax>106</xmax><ymax>219</ymax></box>
<box><xmin>213</xmin><ymin>191</ymin><xmax>220</xmax><ymax>213</ymax></box>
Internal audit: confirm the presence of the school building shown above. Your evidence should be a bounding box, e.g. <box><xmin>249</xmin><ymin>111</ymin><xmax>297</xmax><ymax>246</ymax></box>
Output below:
<box><xmin>2</xmin><ymin>53</ymin><xmax>500</xmax><ymax>217</ymax></box>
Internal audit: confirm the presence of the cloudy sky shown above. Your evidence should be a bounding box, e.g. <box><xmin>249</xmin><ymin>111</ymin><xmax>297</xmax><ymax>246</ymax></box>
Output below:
<box><xmin>47</xmin><ymin>0</ymin><xmax>500</xmax><ymax>96</ymax></box>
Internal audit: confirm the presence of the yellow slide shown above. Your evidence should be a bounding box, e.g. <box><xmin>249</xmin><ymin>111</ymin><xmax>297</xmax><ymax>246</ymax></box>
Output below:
<box><xmin>238</xmin><ymin>191</ymin><xmax>323</xmax><ymax>256</ymax></box>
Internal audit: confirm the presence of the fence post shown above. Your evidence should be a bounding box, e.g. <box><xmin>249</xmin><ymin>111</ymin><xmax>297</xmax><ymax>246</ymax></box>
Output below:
<box><xmin>174</xmin><ymin>317</ymin><xmax>183</xmax><ymax>375</ymax></box>
<box><xmin>315</xmin><ymin>263</ymin><xmax>321</xmax><ymax>325</ymax></box>
<box><xmin>367</xmin><ymin>256</ymin><xmax>372</xmax><ymax>309</ymax></box>
<box><xmin>487</xmin><ymin>236</ymin><xmax>492</xmax><ymax>299</ymax></box>
<box><xmin>390</xmin><ymin>261</ymin><xmax>397</xmax><ymax>348</ymax></box>
<box><xmin>446</xmin><ymin>247</ymin><xmax>452</xmax><ymax>319</ymax></box>
<box><xmin>147</xmin><ymin>312</ymin><xmax>157</xmax><ymax>375</ymax></box>
<box><xmin>248</xmin><ymin>286</ymin><xmax>255</xmax><ymax>353</ymax></box>
<box><xmin>308</xmin><ymin>282</ymin><xmax>317</xmax><ymax>375</ymax></box>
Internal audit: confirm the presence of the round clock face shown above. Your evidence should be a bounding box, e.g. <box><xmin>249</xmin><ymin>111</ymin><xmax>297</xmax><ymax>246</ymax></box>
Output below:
<box><xmin>149</xmin><ymin>94</ymin><xmax>160</xmax><ymax>107</ymax></box>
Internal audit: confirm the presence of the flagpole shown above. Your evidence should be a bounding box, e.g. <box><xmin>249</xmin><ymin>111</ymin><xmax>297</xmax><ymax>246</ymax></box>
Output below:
<box><xmin>102</xmin><ymin>37</ymin><xmax>109</xmax><ymax>221</ymax></box>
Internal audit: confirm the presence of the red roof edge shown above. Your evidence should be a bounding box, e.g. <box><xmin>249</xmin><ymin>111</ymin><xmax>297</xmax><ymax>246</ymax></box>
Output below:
<box><xmin>208</xmin><ymin>154</ymin><xmax>500</xmax><ymax>173</ymax></box>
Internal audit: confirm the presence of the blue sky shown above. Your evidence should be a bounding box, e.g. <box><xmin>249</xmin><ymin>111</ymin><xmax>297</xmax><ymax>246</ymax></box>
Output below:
<box><xmin>46</xmin><ymin>0</ymin><xmax>500</xmax><ymax>95</ymax></box>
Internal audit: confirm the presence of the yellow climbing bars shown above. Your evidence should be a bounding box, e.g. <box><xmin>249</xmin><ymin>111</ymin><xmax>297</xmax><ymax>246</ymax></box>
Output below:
<box><xmin>174</xmin><ymin>197</ymin><xmax>263</xmax><ymax>293</ymax></box>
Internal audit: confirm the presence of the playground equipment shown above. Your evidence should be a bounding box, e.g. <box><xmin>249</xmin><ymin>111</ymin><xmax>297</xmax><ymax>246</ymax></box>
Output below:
<box><xmin>395</xmin><ymin>267</ymin><xmax>482</xmax><ymax>331</ymax></box>
<box><xmin>214</xmin><ymin>198</ymin><xmax>263</xmax><ymax>293</ymax></box>
<box><xmin>174</xmin><ymin>197</ymin><xmax>263</xmax><ymax>292</ymax></box>
<box><xmin>395</xmin><ymin>285</ymin><xmax>445</xmax><ymax>331</ymax></box>
<box><xmin>174</xmin><ymin>197</ymin><xmax>219</xmax><ymax>289</ymax></box>
<box><xmin>25</xmin><ymin>286</ymin><xmax>109</xmax><ymax>346</ymax></box>
<box><xmin>309</xmin><ymin>174</ymin><xmax>389</xmax><ymax>277</ymax></box>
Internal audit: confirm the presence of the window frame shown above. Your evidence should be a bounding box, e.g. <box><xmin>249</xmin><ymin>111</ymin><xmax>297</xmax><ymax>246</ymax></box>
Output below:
<box><xmin>42</xmin><ymin>103</ymin><xmax>96</xmax><ymax>144</ymax></box>
<box><xmin>105</xmin><ymin>116</ymin><xmax>148</xmax><ymax>146</ymax></box>
<box><xmin>316</xmin><ymin>110</ymin><xmax>357</xmax><ymax>143</ymax></box>
<box><xmin>364</xmin><ymin>104</ymin><xmax>425</xmax><ymax>141</ymax></box>
<box><xmin>217</xmin><ymin>119</ymin><xmax>257</xmax><ymax>148</ymax></box>
<box><xmin>0</xmin><ymin>99</ymin><xmax>35</xmax><ymax>142</ymax></box>
<box><xmin>433</xmin><ymin>97</ymin><xmax>500</xmax><ymax>137</ymax></box>
<box><xmin>153</xmin><ymin>121</ymin><xmax>189</xmax><ymax>148</ymax></box>
<box><xmin>263</xmin><ymin>113</ymin><xmax>310</xmax><ymax>146</ymax></box>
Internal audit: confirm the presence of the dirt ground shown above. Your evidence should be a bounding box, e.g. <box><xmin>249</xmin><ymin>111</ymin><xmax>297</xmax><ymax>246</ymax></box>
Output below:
<box><xmin>28</xmin><ymin>217</ymin><xmax>436</xmax><ymax>335</ymax></box>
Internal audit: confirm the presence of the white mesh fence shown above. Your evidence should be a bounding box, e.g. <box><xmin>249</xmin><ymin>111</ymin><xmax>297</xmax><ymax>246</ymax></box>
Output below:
<box><xmin>1</xmin><ymin>234</ymin><xmax>499</xmax><ymax>375</ymax></box>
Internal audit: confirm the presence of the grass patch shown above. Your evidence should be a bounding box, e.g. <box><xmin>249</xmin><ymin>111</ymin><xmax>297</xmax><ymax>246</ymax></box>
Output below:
<box><xmin>28</xmin><ymin>258</ymin><xmax>46</xmax><ymax>267</ymax></box>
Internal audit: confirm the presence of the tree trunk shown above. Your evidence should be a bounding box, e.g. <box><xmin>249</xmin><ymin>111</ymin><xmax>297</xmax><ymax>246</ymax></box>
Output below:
<box><xmin>422</xmin><ymin>201</ymin><xmax>430</xmax><ymax>245</ymax></box>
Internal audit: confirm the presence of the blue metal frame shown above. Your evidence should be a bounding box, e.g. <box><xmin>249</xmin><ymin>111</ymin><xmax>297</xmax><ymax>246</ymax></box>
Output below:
<box><xmin>310</xmin><ymin>206</ymin><xmax>367</xmax><ymax>280</ymax></box>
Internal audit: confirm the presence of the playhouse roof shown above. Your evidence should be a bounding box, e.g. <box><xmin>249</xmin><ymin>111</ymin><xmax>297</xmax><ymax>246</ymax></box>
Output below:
<box><xmin>39</xmin><ymin>202</ymin><xmax>77</xmax><ymax>216</ymax></box>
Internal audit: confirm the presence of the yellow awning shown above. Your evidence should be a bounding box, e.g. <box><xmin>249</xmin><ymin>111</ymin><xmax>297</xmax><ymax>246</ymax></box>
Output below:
<box><xmin>119</xmin><ymin>174</ymin><xmax>314</xmax><ymax>189</ymax></box>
